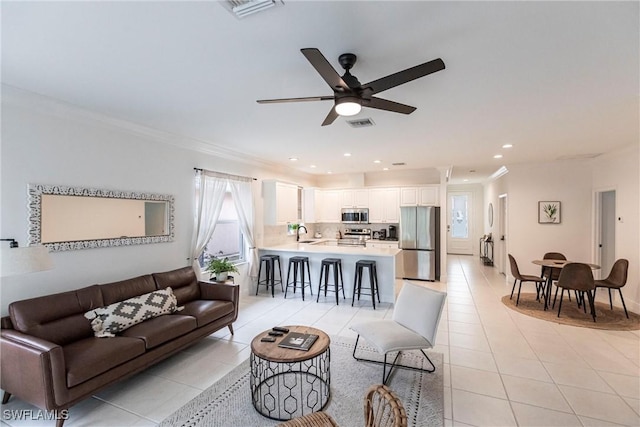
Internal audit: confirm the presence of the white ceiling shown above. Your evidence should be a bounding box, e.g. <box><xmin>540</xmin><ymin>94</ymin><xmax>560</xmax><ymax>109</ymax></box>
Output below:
<box><xmin>2</xmin><ymin>1</ymin><xmax>638</xmax><ymax>183</ymax></box>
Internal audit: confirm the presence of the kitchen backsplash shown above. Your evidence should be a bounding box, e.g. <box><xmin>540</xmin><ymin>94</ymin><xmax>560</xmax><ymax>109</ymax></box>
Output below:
<box><xmin>262</xmin><ymin>223</ymin><xmax>398</xmax><ymax>247</ymax></box>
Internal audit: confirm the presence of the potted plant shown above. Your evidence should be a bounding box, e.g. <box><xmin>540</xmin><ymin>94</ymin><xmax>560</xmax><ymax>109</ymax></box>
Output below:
<box><xmin>205</xmin><ymin>257</ymin><xmax>239</xmax><ymax>282</ymax></box>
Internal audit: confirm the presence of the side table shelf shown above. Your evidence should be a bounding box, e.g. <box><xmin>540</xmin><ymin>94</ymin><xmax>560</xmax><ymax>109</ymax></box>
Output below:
<box><xmin>479</xmin><ymin>238</ymin><xmax>494</xmax><ymax>266</ymax></box>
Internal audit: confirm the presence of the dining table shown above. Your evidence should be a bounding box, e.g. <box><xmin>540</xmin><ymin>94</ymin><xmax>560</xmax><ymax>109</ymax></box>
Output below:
<box><xmin>531</xmin><ymin>259</ymin><xmax>600</xmax><ymax>310</ymax></box>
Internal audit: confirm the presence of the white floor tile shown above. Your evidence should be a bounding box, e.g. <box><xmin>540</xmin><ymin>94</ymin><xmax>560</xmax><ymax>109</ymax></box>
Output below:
<box><xmin>543</xmin><ymin>361</ymin><xmax>615</xmax><ymax>393</ymax></box>
<box><xmin>449</xmin><ymin>346</ymin><xmax>497</xmax><ymax>372</ymax></box>
<box><xmin>450</xmin><ymin>365</ymin><xmax>506</xmax><ymax>399</ymax></box>
<box><xmin>502</xmin><ymin>375</ymin><xmax>572</xmax><ymax>413</ymax></box>
<box><xmin>559</xmin><ymin>384</ymin><xmax>640</xmax><ymax>425</ymax></box>
<box><xmin>451</xmin><ymin>389</ymin><xmax>516</xmax><ymax>426</ymax></box>
<box><xmin>511</xmin><ymin>402</ymin><xmax>582</xmax><ymax>426</ymax></box>
<box><xmin>493</xmin><ymin>353</ymin><xmax>553</xmax><ymax>383</ymax></box>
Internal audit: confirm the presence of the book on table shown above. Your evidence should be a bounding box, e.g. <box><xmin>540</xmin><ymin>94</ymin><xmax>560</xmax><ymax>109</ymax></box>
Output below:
<box><xmin>277</xmin><ymin>332</ymin><xmax>319</xmax><ymax>351</ymax></box>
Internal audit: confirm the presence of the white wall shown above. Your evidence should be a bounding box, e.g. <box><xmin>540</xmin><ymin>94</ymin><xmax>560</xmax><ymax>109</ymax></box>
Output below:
<box><xmin>0</xmin><ymin>88</ymin><xmax>314</xmax><ymax>315</ymax></box>
<box><xmin>484</xmin><ymin>153</ymin><xmax>639</xmax><ymax>314</ymax></box>
<box><xmin>591</xmin><ymin>144</ymin><xmax>639</xmax><ymax>313</ymax></box>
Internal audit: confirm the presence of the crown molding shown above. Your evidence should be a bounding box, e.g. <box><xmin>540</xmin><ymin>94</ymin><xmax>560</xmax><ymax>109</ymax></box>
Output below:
<box><xmin>1</xmin><ymin>84</ymin><xmax>303</xmax><ymax>176</ymax></box>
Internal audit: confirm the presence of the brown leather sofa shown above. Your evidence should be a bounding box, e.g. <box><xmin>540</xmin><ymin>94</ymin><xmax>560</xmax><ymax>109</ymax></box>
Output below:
<box><xmin>1</xmin><ymin>266</ymin><xmax>239</xmax><ymax>427</ymax></box>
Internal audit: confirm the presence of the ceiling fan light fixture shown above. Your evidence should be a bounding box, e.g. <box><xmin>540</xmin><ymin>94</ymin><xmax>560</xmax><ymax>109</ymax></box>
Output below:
<box><xmin>335</xmin><ymin>97</ymin><xmax>361</xmax><ymax>116</ymax></box>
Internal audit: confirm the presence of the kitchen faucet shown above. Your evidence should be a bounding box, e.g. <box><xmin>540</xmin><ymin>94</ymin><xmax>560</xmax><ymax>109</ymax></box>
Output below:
<box><xmin>296</xmin><ymin>225</ymin><xmax>308</xmax><ymax>242</ymax></box>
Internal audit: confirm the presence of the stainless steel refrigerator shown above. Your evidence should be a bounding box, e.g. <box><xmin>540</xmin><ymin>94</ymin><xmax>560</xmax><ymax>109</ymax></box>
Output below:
<box><xmin>400</xmin><ymin>206</ymin><xmax>440</xmax><ymax>281</ymax></box>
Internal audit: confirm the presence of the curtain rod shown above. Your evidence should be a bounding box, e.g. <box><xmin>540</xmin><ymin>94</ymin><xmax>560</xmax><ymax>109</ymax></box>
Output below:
<box><xmin>194</xmin><ymin>168</ymin><xmax>257</xmax><ymax>181</ymax></box>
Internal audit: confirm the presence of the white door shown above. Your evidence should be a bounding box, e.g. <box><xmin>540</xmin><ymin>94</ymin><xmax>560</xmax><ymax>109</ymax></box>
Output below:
<box><xmin>498</xmin><ymin>194</ymin><xmax>508</xmax><ymax>274</ymax></box>
<box><xmin>447</xmin><ymin>191</ymin><xmax>473</xmax><ymax>255</ymax></box>
<box><xmin>597</xmin><ymin>190</ymin><xmax>616</xmax><ymax>279</ymax></box>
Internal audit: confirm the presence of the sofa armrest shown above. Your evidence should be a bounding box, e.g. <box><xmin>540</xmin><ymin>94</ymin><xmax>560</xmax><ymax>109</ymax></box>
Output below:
<box><xmin>1</xmin><ymin>329</ymin><xmax>67</xmax><ymax>410</ymax></box>
<box><xmin>198</xmin><ymin>281</ymin><xmax>239</xmax><ymax>302</ymax></box>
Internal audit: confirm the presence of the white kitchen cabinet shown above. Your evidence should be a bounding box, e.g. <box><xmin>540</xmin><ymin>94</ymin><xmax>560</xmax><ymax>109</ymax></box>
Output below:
<box><xmin>303</xmin><ymin>188</ymin><xmax>318</xmax><ymax>223</ymax></box>
<box><xmin>341</xmin><ymin>189</ymin><xmax>369</xmax><ymax>208</ymax></box>
<box><xmin>366</xmin><ymin>240</ymin><xmax>399</xmax><ymax>249</ymax></box>
<box><xmin>368</xmin><ymin>188</ymin><xmax>399</xmax><ymax>223</ymax></box>
<box><xmin>400</xmin><ymin>186</ymin><xmax>439</xmax><ymax>206</ymax></box>
<box><xmin>320</xmin><ymin>190</ymin><xmax>341</xmax><ymax>223</ymax></box>
<box><xmin>264</xmin><ymin>181</ymin><xmax>299</xmax><ymax>225</ymax></box>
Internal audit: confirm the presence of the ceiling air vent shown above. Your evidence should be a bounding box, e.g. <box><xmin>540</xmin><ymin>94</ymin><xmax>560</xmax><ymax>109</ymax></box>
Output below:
<box><xmin>225</xmin><ymin>0</ymin><xmax>283</xmax><ymax>19</ymax></box>
<box><xmin>346</xmin><ymin>118</ymin><xmax>375</xmax><ymax>128</ymax></box>
<box><xmin>391</xmin><ymin>162</ymin><xmax>406</xmax><ymax>166</ymax></box>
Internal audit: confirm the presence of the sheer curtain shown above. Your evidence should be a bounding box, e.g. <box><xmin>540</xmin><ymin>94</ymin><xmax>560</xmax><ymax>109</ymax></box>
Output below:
<box><xmin>191</xmin><ymin>169</ymin><xmax>257</xmax><ymax>280</ymax></box>
<box><xmin>229</xmin><ymin>179</ymin><xmax>258</xmax><ymax>279</ymax></box>
<box><xmin>190</xmin><ymin>171</ymin><xmax>227</xmax><ymax>279</ymax></box>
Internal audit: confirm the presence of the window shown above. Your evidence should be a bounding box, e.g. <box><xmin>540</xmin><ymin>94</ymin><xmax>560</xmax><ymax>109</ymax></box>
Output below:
<box><xmin>198</xmin><ymin>189</ymin><xmax>245</xmax><ymax>267</ymax></box>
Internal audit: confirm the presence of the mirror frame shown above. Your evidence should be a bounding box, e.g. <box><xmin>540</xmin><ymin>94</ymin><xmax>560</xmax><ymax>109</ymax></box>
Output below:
<box><xmin>28</xmin><ymin>184</ymin><xmax>174</xmax><ymax>251</ymax></box>
<box><xmin>488</xmin><ymin>202</ymin><xmax>494</xmax><ymax>227</ymax></box>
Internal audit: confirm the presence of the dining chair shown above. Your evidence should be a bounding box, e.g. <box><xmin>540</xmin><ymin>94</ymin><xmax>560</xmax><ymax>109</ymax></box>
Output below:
<box><xmin>541</xmin><ymin>252</ymin><xmax>566</xmax><ymax>300</ymax></box>
<box><xmin>553</xmin><ymin>263</ymin><xmax>596</xmax><ymax>321</ymax></box>
<box><xmin>350</xmin><ymin>281</ymin><xmax>447</xmax><ymax>385</ymax></box>
<box><xmin>508</xmin><ymin>254</ymin><xmax>546</xmax><ymax>306</ymax></box>
<box><xmin>594</xmin><ymin>259</ymin><xmax>629</xmax><ymax>319</ymax></box>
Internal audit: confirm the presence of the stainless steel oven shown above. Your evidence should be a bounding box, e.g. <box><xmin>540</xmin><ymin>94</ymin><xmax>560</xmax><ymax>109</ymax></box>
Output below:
<box><xmin>341</xmin><ymin>208</ymin><xmax>369</xmax><ymax>224</ymax></box>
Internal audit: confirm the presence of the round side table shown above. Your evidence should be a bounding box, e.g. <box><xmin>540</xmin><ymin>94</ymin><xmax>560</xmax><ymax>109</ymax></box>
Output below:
<box><xmin>250</xmin><ymin>325</ymin><xmax>330</xmax><ymax>421</ymax></box>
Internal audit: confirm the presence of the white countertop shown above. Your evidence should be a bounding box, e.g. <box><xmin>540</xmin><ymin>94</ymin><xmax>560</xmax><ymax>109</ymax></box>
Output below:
<box><xmin>260</xmin><ymin>241</ymin><xmax>401</xmax><ymax>257</ymax></box>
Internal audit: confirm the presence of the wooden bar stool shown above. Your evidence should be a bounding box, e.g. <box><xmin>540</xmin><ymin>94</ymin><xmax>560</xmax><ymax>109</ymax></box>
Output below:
<box><xmin>352</xmin><ymin>259</ymin><xmax>380</xmax><ymax>309</ymax></box>
<box><xmin>317</xmin><ymin>257</ymin><xmax>345</xmax><ymax>305</ymax></box>
<box><xmin>256</xmin><ymin>254</ymin><xmax>283</xmax><ymax>297</ymax></box>
<box><xmin>285</xmin><ymin>256</ymin><xmax>313</xmax><ymax>301</ymax></box>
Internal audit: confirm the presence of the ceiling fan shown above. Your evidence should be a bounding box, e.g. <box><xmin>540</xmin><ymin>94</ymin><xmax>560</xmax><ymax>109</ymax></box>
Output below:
<box><xmin>257</xmin><ymin>48</ymin><xmax>445</xmax><ymax>126</ymax></box>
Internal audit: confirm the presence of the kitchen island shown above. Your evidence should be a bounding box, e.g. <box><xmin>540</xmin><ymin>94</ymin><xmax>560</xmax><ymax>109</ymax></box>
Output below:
<box><xmin>259</xmin><ymin>241</ymin><xmax>402</xmax><ymax>303</ymax></box>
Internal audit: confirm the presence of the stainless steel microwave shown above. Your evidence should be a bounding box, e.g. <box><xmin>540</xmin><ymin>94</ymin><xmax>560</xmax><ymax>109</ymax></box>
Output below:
<box><xmin>341</xmin><ymin>208</ymin><xmax>369</xmax><ymax>224</ymax></box>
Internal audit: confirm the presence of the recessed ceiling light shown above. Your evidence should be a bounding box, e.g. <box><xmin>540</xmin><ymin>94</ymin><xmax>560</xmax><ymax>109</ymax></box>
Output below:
<box><xmin>344</xmin><ymin>153</ymin><xmax>352</xmax><ymax>157</ymax></box>
<box><xmin>327</xmin><ymin>171</ymin><xmax>332</xmax><ymax>174</ymax></box>
<box><xmin>373</xmin><ymin>160</ymin><xmax>381</xmax><ymax>164</ymax></box>
<box><xmin>310</xmin><ymin>165</ymin><xmax>316</xmax><ymax>168</ymax></box>
<box><xmin>493</xmin><ymin>154</ymin><xmax>503</xmax><ymax>159</ymax></box>
<box><xmin>289</xmin><ymin>157</ymin><xmax>298</xmax><ymax>161</ymax></box>
<box><xmin>502</xmin><ymin>144</ymin><xmax>513</xmax><ymax>148</ymax></box>
<box><xmin>463</xmin><ymin>179</ymin><xmax>469</xmax><ymax>182</ymax></box>
<box><xmin>383</xmin><ymin>167</ymin><xmax>389</xmax><ymax>171</ymax></box>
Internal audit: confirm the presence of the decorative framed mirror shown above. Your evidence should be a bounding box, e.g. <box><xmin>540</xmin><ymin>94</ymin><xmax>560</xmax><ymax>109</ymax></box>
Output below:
<box><xmin>28</xmin><ymin>184</ymin><xmax>174</xmax><ymax>251</ymax></box>
<box><xmin>488</xmin><ymin>203</ymin><xmax>494</xmax><ymax>227</ymax></box>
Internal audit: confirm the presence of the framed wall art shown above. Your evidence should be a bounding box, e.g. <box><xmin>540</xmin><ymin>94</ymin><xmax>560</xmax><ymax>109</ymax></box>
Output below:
<box><xmin>538</xmin><ymin>201</ymin><xmax>561</xmax><ymax>224</ymax></box>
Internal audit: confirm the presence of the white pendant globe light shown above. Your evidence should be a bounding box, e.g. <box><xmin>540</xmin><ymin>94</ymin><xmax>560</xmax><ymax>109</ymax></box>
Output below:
<box><xmin>335</xmin><ymin>97</ymin><xmax>362</xmax><ymax>116</ymax></box>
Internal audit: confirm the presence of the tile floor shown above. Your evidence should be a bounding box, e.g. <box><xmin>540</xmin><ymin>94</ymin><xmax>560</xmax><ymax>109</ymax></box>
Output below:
<box><xmin>2</xmin><ymin>255</ymin><xmax>639</xmax><ymax>426</ymax></box>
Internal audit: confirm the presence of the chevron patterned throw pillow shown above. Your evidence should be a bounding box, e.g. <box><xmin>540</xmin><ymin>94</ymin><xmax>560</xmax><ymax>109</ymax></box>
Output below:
<box><xmin>84</xmin><ymin>287</ymin><xmax>183</xmax><ymax>338</ymax></box>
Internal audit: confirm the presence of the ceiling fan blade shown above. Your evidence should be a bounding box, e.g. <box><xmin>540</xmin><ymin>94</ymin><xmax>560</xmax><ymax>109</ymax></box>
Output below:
<box><xmin>257</xmin><ymin>96</ymin><xmax>334</xmax><ymax>104</ymax></box>
<box><xmin>364</xmin><ymin>97</ymin><xmax>416</xmax><ymax>114</ymax></box>
<box><xmin>321</xmin><ymin>107</ymin><xmax>339</xmax><ymax>126</ymax></box>
<box><xmin>301</xmin><ymin>48</ymin><xmax>349</xmax><ymax>92</ymax></box>
<box><xmin>362</xmin><ymin>58</ymin><xmax>445</xmax><ymax>95</ymax></box>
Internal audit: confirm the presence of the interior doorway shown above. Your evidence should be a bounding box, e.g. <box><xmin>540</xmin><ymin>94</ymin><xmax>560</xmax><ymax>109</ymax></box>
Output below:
<box><xmin>498</xmin><ymin>194</ymin><xmax>508</xmax><ymax>275</ymax></box>
<box><xmin>595</xmin><ymin>190</ymin><xmax>616</xmax><ymax>280</ymax></box>
<box><xmin>447</xmin><ymin>191</ymin><xmax>473</xmax><ymax>255</ymax></box>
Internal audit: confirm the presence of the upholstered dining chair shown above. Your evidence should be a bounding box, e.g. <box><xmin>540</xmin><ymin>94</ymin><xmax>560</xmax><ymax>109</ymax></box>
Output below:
<box><xmin>594</xmin><ymin>259</ymin><xmax>629</xmax><ymax>319</ymax></box>
<box><xmin>508</xmin><ymin>254</ymin><xmax>546</xmax><ymax>306</ymax></box>
<box><xmin>553</xmin><ymin>263</ymin><xmax>596</xmax><ymax>321</ymax></box>
<box><xmin>350</xmin><ymin>281</ymin><xmax>447</xmax><ymax>385</ymax></box>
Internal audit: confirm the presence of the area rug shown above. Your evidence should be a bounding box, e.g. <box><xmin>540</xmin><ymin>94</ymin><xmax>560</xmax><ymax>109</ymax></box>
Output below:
<box><xmin>502</xmin><ymin>293</ymin><xmax>640</xmax><ymax>330</ymax></box>
<box><xmin>160</xmin><ymin>335</ymin><xmax>444</xmax><ymax>427</ymax></box>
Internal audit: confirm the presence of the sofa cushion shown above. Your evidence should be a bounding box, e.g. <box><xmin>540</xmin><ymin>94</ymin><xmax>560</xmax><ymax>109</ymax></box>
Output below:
<box><xmin>9</xmin><ymin>285</ymin><xmax>103</xmax><ymax>345</ymax></box>
<box><xmin>84</xmin><ymin>288</ymin><xmax>182</xmax><ymax>338</ymax></box>
<box><xmin>121</xmin><ymin>314</ymin><xmax>197</xmax><ymax>349</ymax></box>
<box><xmin>179</xmin><ymin>300</ymin><xmax>234</xmax><ymax>327</ymax></box>
<box><xmin>100</xmin><ymin>275</ymin><xmax>157</xmax><ymax>306</ymax></box>
<box><xmin>64</xmin><ymin>336</ymin><xmax>146</xmax><ymax>387</ymax></box>
<box><xmin>153</xmin><ymin>267</ymin><xmax>200</xmax><ymax>305</ymax></box>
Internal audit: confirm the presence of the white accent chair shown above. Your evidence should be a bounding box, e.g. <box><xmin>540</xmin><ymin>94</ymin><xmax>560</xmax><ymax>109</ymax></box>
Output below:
<box><xmin>350</xmin><ymin>281</ymin><xmax>447</xmax><ymax>385</ymax></box>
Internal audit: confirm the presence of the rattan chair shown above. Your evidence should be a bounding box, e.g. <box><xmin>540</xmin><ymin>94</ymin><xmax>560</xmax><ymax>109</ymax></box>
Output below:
<box><xmin>277</xmin><ymin>412</ymin><xmax>339</xmax><ymax>427</ymax></box>
<box><xmin>508</xmin><ymin>254</ymin><xmax>546</xmax><ymax>306</ymax></box>
<box><xmin>364</xmin><ymin>384</ymin><xmax>407</xmax><ymax>427</ymax></box>
<box><xmin>277</xmin><ymin>384</ymin><xmax>407</xmax><ymax>427</ymax></box>
<box><xmin>553</xmin><ymin>263</ymin><xmax>596</xmax><ymax>321</ymax></box>
<box><xmin>594</xmin><ymin>259</ymin><xmax>629</xmax><ymax>318</ymax></box>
